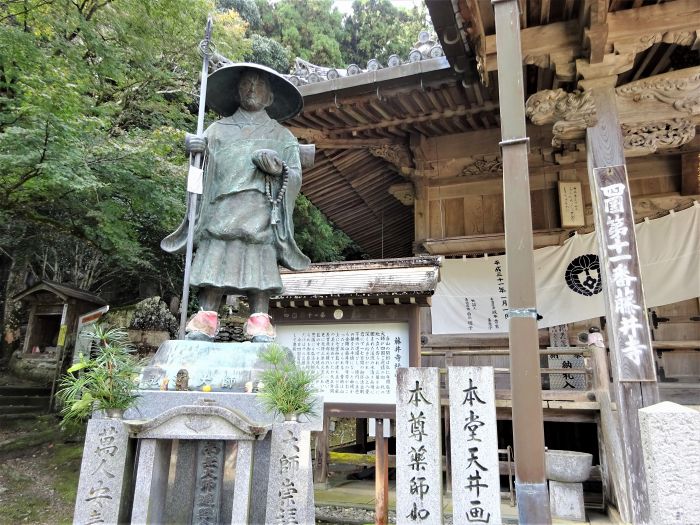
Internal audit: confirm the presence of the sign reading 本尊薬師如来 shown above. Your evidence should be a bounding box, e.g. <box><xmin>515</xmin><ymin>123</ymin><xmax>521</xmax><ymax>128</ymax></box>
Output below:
<box><xmin>276</xmin><ymin>322</ymin><xmax>410</xmax><ymax>404</ymax></box>
<box><xmin>396</xmin><ymin>367</ymin><xmax>443</xmax><ymax>525</ymax></box>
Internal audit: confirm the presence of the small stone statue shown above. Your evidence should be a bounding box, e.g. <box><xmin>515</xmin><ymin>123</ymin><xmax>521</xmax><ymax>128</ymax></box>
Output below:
<box><xmin>162</xmin><ymin>63</ymin><xmax>310</xmax><ymax>342</ymax></box>
<box><xmin>175</xmin><ymin>369</ymin><xmax>190</xmax><ymax>391</ymax></box>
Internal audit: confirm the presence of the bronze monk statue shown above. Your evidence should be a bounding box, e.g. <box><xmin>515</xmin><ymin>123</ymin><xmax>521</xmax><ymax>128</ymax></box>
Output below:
<box><xmin>162</xmin><ymin>63</ymin><xmax>310</xmax><ymax>341</ymax></box>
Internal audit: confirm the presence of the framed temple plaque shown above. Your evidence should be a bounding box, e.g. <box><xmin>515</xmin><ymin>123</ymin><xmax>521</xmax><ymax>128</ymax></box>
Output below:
<box><xmin>558</xmin><ymin>181</ymin><xmax>585</xmax><ymax>227</ymax></box>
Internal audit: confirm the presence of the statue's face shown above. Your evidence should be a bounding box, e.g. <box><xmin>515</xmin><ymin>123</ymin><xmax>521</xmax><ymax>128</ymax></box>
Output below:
<box><xmin>238</xmin><ymin>71</ymin><xmax>272</xmax><ymax>112</ymax></box>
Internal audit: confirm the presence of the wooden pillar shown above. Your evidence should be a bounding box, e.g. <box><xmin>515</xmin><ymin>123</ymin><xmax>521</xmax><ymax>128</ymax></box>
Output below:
<box><xmin>584</xmin><ymin>78</ymin><xmax>660</xmax><ymax>525</ymax></box>
<box><xmin>591</xmin><ymin>343</ymin><xmax>629</xmax><ymax>518</ymax></box>
<box><xmin>313</xmin><ymin>415</ymin><xmax>330</xmax><ymax>484</ymax></box>
<box><xmin>356</xmin><ymin>418</ymin><xmax>368</xmax><ymax>452</ymax></box>
<box><xmin>492</xmin><ymin>1</ymin><xmax>550</xmax><ymax>523</ymax></box>
<box><xmin>374</xmin><ymin>418</ymin><xmax>389</xmax><ymax>525</ymax></box>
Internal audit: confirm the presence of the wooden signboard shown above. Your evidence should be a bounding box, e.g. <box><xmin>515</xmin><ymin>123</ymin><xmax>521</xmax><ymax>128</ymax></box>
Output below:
<box><xmin>272</xmin><ymin>304</ymin><xmax>421</xmax><ymax>419</ymax></box>
<box><xmin>558</xmin><ymin>181</ymin><xmax>586</xmax><ymax>227</ymax></box>
<box><xmin>591</xmin><ymin>165</ymin><xmax>656</xmax><ymax>381</ymax></box>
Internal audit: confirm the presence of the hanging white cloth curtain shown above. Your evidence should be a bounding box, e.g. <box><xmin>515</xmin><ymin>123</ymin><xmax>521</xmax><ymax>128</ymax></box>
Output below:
<box><xmin>431</xmin><ymin>202</ymin><xmax>700</xmax><ymax>334</ymax></box>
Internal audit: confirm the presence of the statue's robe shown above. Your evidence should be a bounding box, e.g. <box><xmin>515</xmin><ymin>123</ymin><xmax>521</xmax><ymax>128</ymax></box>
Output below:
<box><xmin>161</xmin><ymin>108</ymin><xmax>309</xmax><ymax>294</ymax></box>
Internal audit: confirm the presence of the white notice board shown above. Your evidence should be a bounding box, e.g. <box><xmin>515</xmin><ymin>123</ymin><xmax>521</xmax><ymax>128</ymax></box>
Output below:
<box><xmin>276</xmin><ymin>322</ymin><xmax>410</xmax><ymax>404</ymax></box>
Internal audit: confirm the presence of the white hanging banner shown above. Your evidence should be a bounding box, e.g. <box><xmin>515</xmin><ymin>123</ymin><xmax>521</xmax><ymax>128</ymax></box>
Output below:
<box><xmin>432</xmin><ymin>203</ymin><xmax>700</xmax><ymax>334</ymax></box>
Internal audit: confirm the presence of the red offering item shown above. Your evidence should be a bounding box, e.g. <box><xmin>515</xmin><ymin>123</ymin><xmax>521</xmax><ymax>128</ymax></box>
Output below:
<box><xmin>185</xmin><ymin>310</ymin><xmax>219</xmax><ymax>338</ymax></box>
<box><xmin>244</xmin><ymin>312</ymin><xmax>275</xmax><ymax>339</ymax></box>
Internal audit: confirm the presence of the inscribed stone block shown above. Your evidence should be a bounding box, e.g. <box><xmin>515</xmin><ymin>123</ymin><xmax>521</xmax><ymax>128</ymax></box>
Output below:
<box><xmin>74</xmin><ymin>418</ymin><xmax>131</xmax><ymax>525</ymax></box>
<box><xmin>164</xmin><ymin>440</ymin><xmax>197</xmax><ymax>525</ymax></box>
<box><xmin>265</xmin><ymin>421</ymin><xmax>315</xmax><ymax>525</ymax></box>
<box><xmin>131</xmin><ymin>438</ymin><xmax>172</xmax><ymax>524</ymax></box>
<box><xmin>448</xmin><ymin>366</ymin><xmax>501</xmax><ymax>525</ymax></box>
<box><xmin>639</xmin><ymin>401</ymin><xmax>700</xmax><ymax>525</ymax></box>
<box><xmin>192</xmin><ymin>440</ymin><xmax>225</xmax><ymax>525</ymax></box>
<box><xmin>549</xmin><ymin>480</ymin><xmax>585</xmax><ymax>522</ymax></box>
<box><xmin>396</xmin><ymin>367</ymin><xmax>443</xmax><ymax>525</ymax></box>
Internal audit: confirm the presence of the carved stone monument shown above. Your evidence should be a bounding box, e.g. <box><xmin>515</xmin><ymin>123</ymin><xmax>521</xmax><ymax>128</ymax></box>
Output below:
<box><xmin>72</xmin><ymin>393</ymin><xmax>322</xmax><ymax>525</ymax></box>
<box><xmin>448</xmin><ymin>366</ymin><xmax>502</xmax><ymax>525</ymax></box>
<box><xmin>396</xmin><ymin>367</ymin><xmax>443</xmax><ymax>524</ymax></box>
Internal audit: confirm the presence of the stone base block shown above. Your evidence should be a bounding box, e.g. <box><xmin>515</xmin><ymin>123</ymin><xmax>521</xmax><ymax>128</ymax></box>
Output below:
<box><xmin>549</xmin><ymin>480</ymin><xmax>585</xmax><ymax>522</ymax></box>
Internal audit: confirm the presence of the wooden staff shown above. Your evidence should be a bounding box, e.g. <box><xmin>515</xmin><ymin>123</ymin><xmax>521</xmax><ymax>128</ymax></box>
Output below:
<box><xmin>179</xmin><ymin>16</ymin><xmax>213</xmax><ymax>339</ymax></box>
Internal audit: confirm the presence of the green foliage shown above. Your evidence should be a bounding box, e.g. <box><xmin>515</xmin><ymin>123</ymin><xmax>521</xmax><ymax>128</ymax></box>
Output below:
<box><xmin>0</xmin><ymin>0</ymin><xmax>248</xmax><ymax>299</ymax></box>
<box><xmin>218</xmin><ymin>0</ymin><xmax>261</xmax><ymax>30</ymax></box>
<box><xmin>342</xmin><ymin>0</ymin><xmax>429</xmax><ymax>66</ymax></box>
<box><xmin>293</xmin><ymin>194</ymin><xmax>357</xmax><ymax>262</ymax></box>
<box><xmin>245</xmin><ymin>34</ymin><xmax>291</xmax><ymax>73</ymax></box>
<box><xmin>256</xmin><ymin>0</ymin><xmax>346</xmax><ymax>67</ymax></box>
<box><xmin>257</xmin><ymin>343</ymin><xmax>317</xmax><ymax>419</ymax></box>
<box><xmin>56</xmin><ymin>324</ymin><xmax>143</xmax><ymax>424</ymax></box>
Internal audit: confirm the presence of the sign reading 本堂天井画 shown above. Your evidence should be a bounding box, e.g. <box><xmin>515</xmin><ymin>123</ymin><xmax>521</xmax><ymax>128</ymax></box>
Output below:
<box><xmin>431</xmin><ymin>203</ymin><xmax>700</xmax><ymax>334</ymax></box>
<box><xmin>276</xmin><ymin>322</ymin><xmax>410</xmax><ymax>404</ymax></box>
<box><xmin>448</xmin><ymin>367</ymin><xmax>501</xmax><ymax>525</ymax></box>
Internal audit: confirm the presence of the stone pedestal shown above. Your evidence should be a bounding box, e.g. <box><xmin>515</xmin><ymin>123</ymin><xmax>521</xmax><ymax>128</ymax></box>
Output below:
<box><xmin>639</xmin><ymin>401</ymin><xmax>700</xmax><ymax>525</ymax></box>
<box><xmin>545</xmin><ymin>450</ymin><xmax>592</xmax><ymax>522</ymax></box>
<box><xmin>73</xmin><ymin>418</ymin><xmax>133</xmax><ymax>525</ymax></box>
<box><xmin>549</xmin><ymin>480</ymin><xmax>585</xmax><ymax>521</ymax></box>
<box><xmin>73</xmin><ymin>390</ymin><xmax>322</xmax><ymax>525</ymax></box>
<box><xmin>138</xmin><ymin>340</ymin><xmax>288</xmax><ymax>392</ymax></box>
<box><xmin>265</xmin><ymin>421</ymin><xmax>315</xmax><ymax>525</ymax></box>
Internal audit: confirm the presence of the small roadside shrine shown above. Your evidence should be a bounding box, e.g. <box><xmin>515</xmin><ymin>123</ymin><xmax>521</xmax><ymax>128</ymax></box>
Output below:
<box><xmin>10</xmin><ymin>280</ymin><xmax>106</xmax><ymax>385</ymax></box>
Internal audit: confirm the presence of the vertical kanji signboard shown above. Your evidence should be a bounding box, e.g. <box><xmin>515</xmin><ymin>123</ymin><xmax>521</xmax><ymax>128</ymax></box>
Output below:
<box><xmin>592</xmin><ymin>165</ymin><xmax>656</xmax><ymax>381</ymax></box>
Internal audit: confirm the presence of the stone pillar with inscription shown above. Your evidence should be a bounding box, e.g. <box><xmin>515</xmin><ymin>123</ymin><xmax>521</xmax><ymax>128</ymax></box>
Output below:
<box><xmin>448</xmin><ymin>367</ymin><xmax>501</xmax><ymax>525</ymax></box>
<box><xmin>74</xmin><ymin>418</ymin><xmax>133</xmax><ymax>525</ymax></box>
<box><xmin>638</xmin><ymin>402</ymin><xmax>700</xmax><ymax>525</ymax></box>
<box><xmin>396</xmin><ymin>367</ymin><xmax>443</xmax><ymax>525</ymax></box>
<box><xmin>265</xmin><ymin>421</ymin><xmax>315</xmax><ymax>525</ymax></box>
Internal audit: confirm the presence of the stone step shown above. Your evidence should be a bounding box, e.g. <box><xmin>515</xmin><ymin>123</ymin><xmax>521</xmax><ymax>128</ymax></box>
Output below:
<box><xmin>0</xmin><ymin>385</ymin><xmax>51</xmax><ymax>396</ymax></box>
<box><xmin>0</xmin><ymin>412</ymin><xmax>47</xmax><ymax>421</ymax></box>
<box><xmin>0</xmin><ymin>395</ymin><xmax>50</xmax><ymax>407</ymax></box>
<box><xmin>0</xmin><ymin>405</ymin><xmax>46</xmax><ymax>415</ymax></box>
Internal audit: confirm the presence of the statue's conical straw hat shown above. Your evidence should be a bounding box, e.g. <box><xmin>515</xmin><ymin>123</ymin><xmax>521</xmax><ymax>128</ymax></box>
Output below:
<box><xmin>206</xmin><ymin>62</ymin><xmax>303</xmax><ymax>122</ymax></box>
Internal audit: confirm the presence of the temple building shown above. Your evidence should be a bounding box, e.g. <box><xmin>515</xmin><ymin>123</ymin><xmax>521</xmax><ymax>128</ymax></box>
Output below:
<box><xmin>279</xmin><ymin>1</ymin><xmax>700</xmax><ymax>522</ymax></box>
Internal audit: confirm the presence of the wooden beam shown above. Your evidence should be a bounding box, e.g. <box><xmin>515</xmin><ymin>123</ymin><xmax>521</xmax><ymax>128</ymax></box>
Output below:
<box><xmin>326</xmin><ymin>102</ymin><xmax>499</xmax><ymax>136</ymax></box>
<box><xmin>484</xmin><ymin>0</ymin><xmax>700</xmax><ymax>71</ymax></box>
<box><xmin>287</xmin><ymin>127</ymin><xmax>396</xmax><ymax>149</ymax></box>
<box><xmin>681</xmin><ymin>152</ymin><xmax>700</xmax><ymax>195</ymax></box>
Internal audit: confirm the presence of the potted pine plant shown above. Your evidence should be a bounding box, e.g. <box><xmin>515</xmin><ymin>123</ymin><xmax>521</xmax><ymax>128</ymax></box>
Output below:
<box><xmin>257</xmin><ymin>344</ymin><xmax>318</xmax><ymax>421</ymax></box>
<box><xmin>57</xmin><ymin>324</ymin><xmax>143</xmax><ymax>423</ymax></box>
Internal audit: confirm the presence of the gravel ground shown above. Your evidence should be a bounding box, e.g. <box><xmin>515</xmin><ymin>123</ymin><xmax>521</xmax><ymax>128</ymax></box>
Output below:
<box><xmin>316</xmin><ymin>505</ymin><xmax>455</xmax><ymax>525</ymax></box>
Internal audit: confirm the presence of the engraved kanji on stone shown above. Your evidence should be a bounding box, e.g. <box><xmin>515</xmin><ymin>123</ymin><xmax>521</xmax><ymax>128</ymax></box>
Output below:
<box><xmin>409</xmin><ymin>445</ymin><xmax>428</xmax><ymax>471</ymax></box>
<box><xmin>409</xmin><ymin>476</ymin><xmax>430</xmax><ymax>500</ymax></box>
<box><xmin>466</xmin><ymin>447</ymin><xmax>488</xmax><ymax>471</ymax></box>
<box><xmin>279</xmin><ymin>454</ymin><xmax>300</xmax><ymax>475</ymax></box>
<box><xmin>85</xmin><ymin>480</ymin><xmax>112</xmax><ymax>502</ymax></box>
<box><xmin>464</xmin><ymin>410</ymin><xmax>485</xmax><ymax>441</ymax></box>
<box><xmin>466</xmin><ymin>469</ymin><xmax>488</xmax><ymax>498</ymax></box>
<box><xmin>408</xmin><ymin>380</ymin><xmax>432</xmax><ymax>406</ymax></box>
<box><xmin>409</xmin><ymin>411</ymin><xmax>428</xmax><ymax>441</ymax></box>
<box><xmin>406</xmin><ymin>501</ymin><xmax>430</xmax><ymax>521</ymax></box>
<box><xmin>462</xmin><ymin>378</ymin><xmax>486</xmax><ymax>406</ymax></box>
